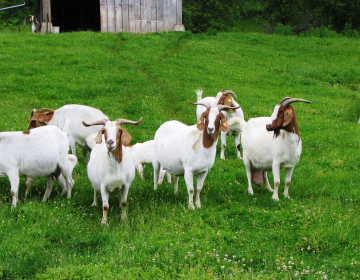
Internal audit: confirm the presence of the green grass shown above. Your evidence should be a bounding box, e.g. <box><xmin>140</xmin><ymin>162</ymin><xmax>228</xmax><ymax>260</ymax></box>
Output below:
<box><xmin>0</xmin><ymin>30</ymin><xmax>360</xmax><ymax>279</ymax></box>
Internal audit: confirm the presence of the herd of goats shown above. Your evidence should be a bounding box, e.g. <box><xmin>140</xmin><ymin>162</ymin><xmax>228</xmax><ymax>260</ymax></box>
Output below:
<box><xmin>0</xmin><ymin>90</ymin><xmax>311</xmax><ymax>224</ymax></box>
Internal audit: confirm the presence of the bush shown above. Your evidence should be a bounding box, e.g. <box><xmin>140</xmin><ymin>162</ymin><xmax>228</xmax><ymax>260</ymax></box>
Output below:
<box><xmin>300</xmin><ymin>25</ymin><xmax>339</xmax><ymax>38</ymax></box>
<box><xmin>182</xmin><ymin>0</ymin><xmax>242</xmax><ymax>33</ymax></box>
<box><xmin>275</xmin><ymin>24</ymin><xmax>293</xmax><ymax>36</ymax></box>
<box><xmin>342</xmin><ymin>23</ymin><xmax>360</xmax><ymax>39</ymax></box>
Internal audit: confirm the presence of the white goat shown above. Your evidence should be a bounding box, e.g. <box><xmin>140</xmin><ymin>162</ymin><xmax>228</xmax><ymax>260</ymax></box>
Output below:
<box><xmin>241</xmin><ymin>97</ymin><xmax>311</xmax><ymax>201</ymax></box>
<box><xmin>24</xmin><ymin>118</ymin><xmax>78</xmax><ymax>199</ymax></box>
<box><xmin>83</xmin><ymin>117</ymin><xmax>143</xmax><ymax>224</ymax></box>
<box><xmin>28</xmin><ymin>104</ymin><xmax>109</xmax><ymax>162</ymax></box>
<box><xmin>29</xmin><ymin>15</ymin><xmax>40</xmax><ymax>33</ymax></box>
<box><xmin>196</xmin><ymin>89</ymin><xmax>245</xmax><ymax>160</ymax></box>
<box><xmin>0</xmin><ymin>125</ymin><xmax>75</xmax><ymax>207</ymax></box>
<box><xmin>154</xmin><ymin>102</ymin><xmax>238</xmax><ymax>209</ymax></box>
<box><xmin>24</xmin><ymin>155</ymin><xmax>78</xmax><ymax>199</ymax></box>
<box><xmin>127</xmin><ymin>140</ymin><xmax>171</xmax><ymax>184</ymax></box>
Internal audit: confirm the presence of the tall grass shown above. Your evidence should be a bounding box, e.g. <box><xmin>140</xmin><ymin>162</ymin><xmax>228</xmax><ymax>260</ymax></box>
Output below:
<box><xmin>0</xmin><ymin>30</ymin><xmax>360</xmax><ymax>279</ymax></box>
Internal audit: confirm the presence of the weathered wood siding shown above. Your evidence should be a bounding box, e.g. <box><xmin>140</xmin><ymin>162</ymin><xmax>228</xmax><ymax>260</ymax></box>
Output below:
<box><xmin>100</xmin><ymin>0</ymin><xmax>183</xmax><ymax>33</ymax></box>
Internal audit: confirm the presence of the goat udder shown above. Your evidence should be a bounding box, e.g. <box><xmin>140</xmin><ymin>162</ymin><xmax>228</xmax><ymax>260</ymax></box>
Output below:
<box><xmin>251</xmin><ymin>170</ymin><xmax>264</xmax><ymax>186</ymax></box>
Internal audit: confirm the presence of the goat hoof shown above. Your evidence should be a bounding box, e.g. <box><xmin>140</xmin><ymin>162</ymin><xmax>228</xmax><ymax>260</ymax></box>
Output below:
<box><xmin>188</xmin><ymin>204</ymin><xmax>195</xmax><ymax>210</ymax></box>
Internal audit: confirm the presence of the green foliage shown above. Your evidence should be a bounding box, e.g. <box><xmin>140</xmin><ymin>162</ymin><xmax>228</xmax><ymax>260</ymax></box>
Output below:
<box><xmin>300</xmin><ymin>25</ymin><xmax>340</xmax><ymax>38</ymax></box>
<box><xmin>257</xmin><ymin>0</ymin><xmax>360</xmax><ymax>36</ymax></box>
<box><xmin>0</xmin><ymin>31</ymin><xmax>360</xmax><ymax>279</ymax></box>
<box><xmin>182</xmin><ymin>0</ymin><xmax>242</xmax><ymax>33</ymax></box>
<box><xmin>0</xmin><ymin>0</ymin><xmax>37</xmax><ymax>31</ymax></box>
<box><xmin>342</xmin><ymin>22</ymin><xmax>360</xmax><ymax>39</ymax></box>
<box><xmin>274</xmin><ymin>24</ymin><xmax>293</xmax><ymax>36</ymax></box>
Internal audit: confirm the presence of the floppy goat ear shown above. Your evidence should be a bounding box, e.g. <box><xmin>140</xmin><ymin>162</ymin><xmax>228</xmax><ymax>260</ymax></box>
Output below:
<box><xmin>219</xmin><ymin>113</ymin><xmax>229</xmax><ymax>132</ymax></box>
<box><xmin>95</xmin><ymin>127</ymin><xmax>105</xmax><ymax>144</ymax></box>
<box><xmin>197</xmin><ymin>112</ymin><xmax>207</xmax><ymax>131</ymax></box>
<box><xmin>282</xmin><ymin>107</ymin><xmax>294</xmax><ymax>127</ymax></box>
<box><xmin>120</xmin><ymin>127</ymin><xmax>132</xmax><ymax>146</ymax></box>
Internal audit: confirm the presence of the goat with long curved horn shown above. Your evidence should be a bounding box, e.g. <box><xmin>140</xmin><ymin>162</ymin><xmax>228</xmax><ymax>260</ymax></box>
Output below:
<box><xmin>241</xmin><ymin>96</ymin><xmax>311</xmax><ymax>201</ymax></box>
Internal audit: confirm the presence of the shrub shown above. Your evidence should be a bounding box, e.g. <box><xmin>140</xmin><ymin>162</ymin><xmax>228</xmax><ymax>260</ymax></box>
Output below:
<box><xmin>275</xmin><ymin>24</ymin><xmax>293</xmax><ymax>36</ymax></box>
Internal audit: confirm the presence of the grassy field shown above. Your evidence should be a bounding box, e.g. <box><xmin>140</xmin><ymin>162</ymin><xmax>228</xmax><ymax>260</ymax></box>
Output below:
<box><xmin>0</xmin><ymin>30</ymin><xmax>360</xmax><ymax>279</ymax></box>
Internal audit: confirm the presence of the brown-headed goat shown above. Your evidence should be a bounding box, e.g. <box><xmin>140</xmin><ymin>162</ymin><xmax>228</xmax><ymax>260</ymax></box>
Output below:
<box><xmin>241</xmin><ymin>97</ymin><xmax>311</xmax><ymax>201</ymax></box>
<box><xmin>83</xmin><ymin>117</ymin><xmax>142</xmax><ymax>224</ymax></box>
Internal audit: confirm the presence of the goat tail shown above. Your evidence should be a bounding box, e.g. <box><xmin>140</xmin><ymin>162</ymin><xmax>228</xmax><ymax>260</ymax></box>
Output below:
<box><xmin>227</xmin><ymin>117</ymin><xmax>247</xmax><ymax>132</ymax></box>
<box><xmin>67</xmin><ymin>154</ymin><xmax>78</xmax><ymax>171</ymax></box>
<box><xmin>195</xmin><ymin>89</ymin><xmax>203</xmax><ymax>102</ymax></box>
<box><xmin>62</xmin><ymin>118</ymin><xmax>71</xmax><ymax>137</ymax></box>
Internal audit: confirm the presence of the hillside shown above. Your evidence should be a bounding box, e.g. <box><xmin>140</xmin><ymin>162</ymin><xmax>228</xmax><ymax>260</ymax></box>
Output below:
<box><xmin>0</xmin><ymin>31</ymin><xmax>360</xmax><ymax>279</ymax></box>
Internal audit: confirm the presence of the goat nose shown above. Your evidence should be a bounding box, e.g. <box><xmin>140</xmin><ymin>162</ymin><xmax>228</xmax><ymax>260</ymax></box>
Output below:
<box><xmin>107</xmin><ymin>140</ymin><xmax>114</xmax><ymax>145</ymax></box>
<box><xmin>208</xmin><ymin>127</ymin><xmax>214</xmax><ymax>133</ymax></box>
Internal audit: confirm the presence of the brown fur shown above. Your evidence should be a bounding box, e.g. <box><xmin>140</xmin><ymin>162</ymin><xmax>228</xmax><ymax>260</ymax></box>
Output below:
<box><xmin>197</xmin><ymin>108</ymin><xmax>228</xmax><ymax>148</ymax></box>
<box><xmin>23</xmin><ymin>130</ymin><xmax>30</xmax><ymax>135</ymax></box>
<box><xmin>217</xmin><ymin>94</ymin><xmax>236</xmax><ymax>114</ymax></box>
<box><xmin>266</xmin><ymin>105</ymin><xmax>299</xmax><ymax>138</ymax></box>
<box><xmin>27</xmin><ymin>109</ymin><xmax>55</xmax><ymax>130</ymax></box>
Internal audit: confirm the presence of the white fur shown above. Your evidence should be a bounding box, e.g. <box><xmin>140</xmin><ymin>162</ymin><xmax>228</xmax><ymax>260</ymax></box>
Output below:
<box><xmin>0</xmin><ymin>125</ymin><xmax>75</xmax><ymax>207</ymax></box>
<box><xmin>241</xmin><ymin>107</ymin><xmax>302</xmax><ymax>201</ymax></box>
<box><xmin>153</xmin><ymin>105</ymin><xmax>225</xmax><ymax>209</ymax></box>
<box><xmin>87</xmin><ymin>120</ymin><xmax>136</xmax><ymax>224</ymax></box>
<box><xmin>127</xmin><ymin>140</ymin><xmax>171</xmax><ymax>184</ymax></box>
<box><xmin>31</xmin><ymin>104</ymin><xmax>108</xmax><ymax>162</ymax></box>
<box><xmin>25</xmin><ymin>118</ymin><xmax>78</xmax><ymax>198</ymax></box>
<box><xmin>196</xmin><ymin>90</ymin><xmax>245</xmax><ymax>159</ymax></box>
<box><xmin>25</xmin><ymin>155</ymin><xmax>77</xmax><ymax>199</ymax></box>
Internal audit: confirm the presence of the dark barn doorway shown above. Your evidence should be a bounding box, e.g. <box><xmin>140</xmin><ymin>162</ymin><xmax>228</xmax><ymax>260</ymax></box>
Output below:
<box><xmin>51</xmin><ymin>0</ymin><xmax>100</xmax><ymax>32</ymax></box>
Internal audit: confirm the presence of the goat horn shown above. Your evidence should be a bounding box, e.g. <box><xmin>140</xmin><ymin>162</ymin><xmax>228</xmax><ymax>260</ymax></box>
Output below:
<box><xmin>222</xmin><ymin>90</ymin><xmax>237</xmax><ymax>99</ymax></box>
<box><xmin>189</xmin><ymin>101</ymin><xmax>211</xmax><ymax>108</ymax></box>
<box><xmin>116</xmin><ymin>117</ymin><xmax>143</xmax><ymax>126</ymax></box>
<box><xmin>279</xmin><ymin>97</ymin><xmax>291</xmax><ymax>104</ymax></box>
<box><xmin>281</xmin><ymin>98</ymin><xmax>311</xmax><ymax>107</ymax></box>
<box><xmin>218</xmin><ymin>105</ymin><xmax>240</xmax><ymax>111</ymax></box>
<box><xmin>31</xmin><ymin>109</ymin><xmax>37</xmax><ymax>117</ymax></box>
<box><xmin>82</xmin><ymin>119</ymin><xmax>108</xmax><ymax>127</ymax></box>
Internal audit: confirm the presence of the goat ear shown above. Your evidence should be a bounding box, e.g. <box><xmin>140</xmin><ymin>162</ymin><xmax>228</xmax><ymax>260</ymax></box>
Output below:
<box><xmin>197</xmin><ymin>113</ymin><xmax>206</xmax><ymax>131</ymax></box>
<box><xmin>120</xmin><ymin>127</ymin><xmax>132</xmax><ymax>146</ymax></box>
<box><xmin>219</xmin><ymin>113</ymin><xmax>229</xmax><ymax>132</ymax></box>
<box><xmin>95</xmin><ymin>127</ymin><xmax>104</xmax><ymax>144</ymax></box>
<box><xmin>283</xmin><ymin>108</ymin><xmax>294</xmax><ymax>127</ymax></box>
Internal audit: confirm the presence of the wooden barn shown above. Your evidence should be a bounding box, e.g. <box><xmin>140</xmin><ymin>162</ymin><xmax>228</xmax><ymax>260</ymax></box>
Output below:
<box><xmin>37</xmin><ymin>0</ymin><xmax>184</xmax><ymax>33</ymax></box>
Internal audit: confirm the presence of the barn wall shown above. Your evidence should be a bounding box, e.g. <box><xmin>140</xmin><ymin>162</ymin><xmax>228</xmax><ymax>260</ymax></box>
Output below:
<box><xmin>100</xmin><ymin>0</ymin><xmax>184</xmax><ymax>33</ymax></box>
<box><xmin>39</xmin><ymin>0</ymin><xmax>183</xmax><ymax>33</ymax></box>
